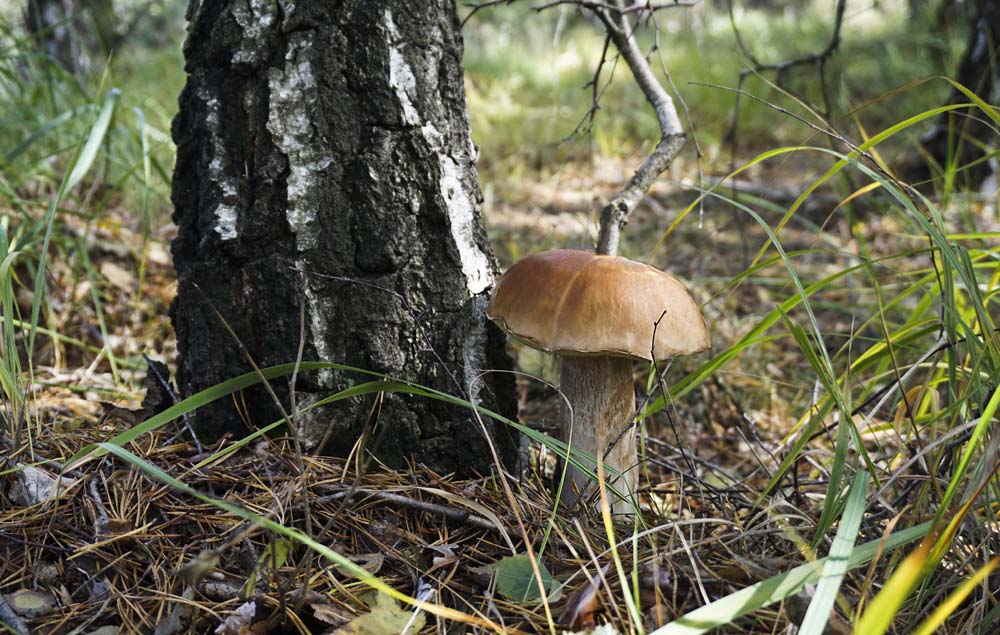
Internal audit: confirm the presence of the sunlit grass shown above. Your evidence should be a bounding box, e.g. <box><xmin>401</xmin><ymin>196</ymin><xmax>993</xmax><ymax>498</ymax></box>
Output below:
<box><xmin>0</xmin><ymin>20</ymin><xmax>171</xmax><ymax>441</ymax></box>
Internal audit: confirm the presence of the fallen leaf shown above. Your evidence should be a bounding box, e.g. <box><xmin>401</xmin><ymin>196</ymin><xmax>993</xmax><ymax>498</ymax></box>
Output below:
<box><xmin>333</xmin><ymin>593</ymin><xmax>424</xmax><ymax>635</ymax></box>
<box><xmin>426</xmin><ymin>543</ymin><xmax>457</xmax><ymax>569</ymax></box>
<box><xmin>145</xmin><ymin>241</ymin><xmax>171</xmax><ymax>266</ymax></box>
<box><xmin>8</xmin><ymin>466</ymin><xmax>77</xmax><ymax>506</ymax></box>
<box><xmin>214</xmin><ymin>601</ymin><xmax>255</xmax><ymax>635</ymax></box>
<box><xmin>311</xmin><ymin>601</ymin><xmax>348</xmax><ymax>626</ymax></box>
<box><xmin>559</xmin><ymin>573</ymin><xmax>602</xmax><ymax>631</ymax></box>
<box><xmin>100</xmin><ymin>261</ymin><xmax>136</xmax><ymax>293</ymax></box>
<box><xmin>495</xmin><ymin>554</ymin><xmax>560</xmax><ymax>603</ymax></box>
<box><xmin>8</xmin><ymin>589</ymin><xmax>56</xmax><ymax>618</ymax></box>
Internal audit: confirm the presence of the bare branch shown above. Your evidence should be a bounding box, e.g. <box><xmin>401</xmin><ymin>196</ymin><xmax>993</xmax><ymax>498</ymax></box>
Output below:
<box><xmin>560</xmin><ymin>33</ymin><xmax>615</xmax><ymax>143</ymax></box>
<box><xmin>587</xmin><ymin>34</ymin><xmax>613</xmax><ymax>131</ymax></box>
<box><xmin>588</xmin><ymin>0</ymin><xmax>687</xmax><ymax>255</ymax></box>
<box><xmin>533</xmin><ymin>0</ymin><xmax>699</xmax><ymax>14</ymax></box>
<box><xmin>471</xmin><ymin>0</ymin><xmax>694</xmax><ymax>254</ymax></box>
<box><xmin>724</xmin><ymin>0</ymin><xmax>845</xmax><ymax>153</ymax></box>
<box><xmin>462</xmin><ymin>0</ymin><xmax>521</xmax><ymax>27</ymax></box>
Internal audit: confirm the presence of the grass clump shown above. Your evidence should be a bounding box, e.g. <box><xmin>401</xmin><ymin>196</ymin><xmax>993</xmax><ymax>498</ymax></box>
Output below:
<box><xmin>0</xmin><ymin>18</ymin><xmax>178</xmax><ymax>443</ymax></box>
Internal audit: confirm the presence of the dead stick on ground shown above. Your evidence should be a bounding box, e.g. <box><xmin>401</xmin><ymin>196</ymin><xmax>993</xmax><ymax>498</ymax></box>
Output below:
<box><xmin>316</xmin><ymin>488</ymin><xmax>511</xmax><ymax>535</ymax></box>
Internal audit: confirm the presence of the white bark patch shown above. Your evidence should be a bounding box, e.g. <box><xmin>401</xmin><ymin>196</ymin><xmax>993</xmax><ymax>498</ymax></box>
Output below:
<box><xmin>423</xmin><ymin>125</ymin><xmax>494</xmax><ymax>294</ymax></box>
<box><xmin>268</xmin><ymin>39</ymin><xmax>335</xmax><ymax>388</ymax></box>
<box><xmin>200</xmin><ymin>92</ymin><xmax>241</xmax><ymax>241</ymax></box>
<box><xmin>267</xmin><ymin>33</ymin><xmax>331</xmax><ymax>252</ymax></box>
<box><xmin>210</xmin><ymin>156</ymin><xmax>238</xmax><ymax>240</ymax></box>
<box><xmin>439</xmin><ymin>154</ymin><xmax>493</xmax><ymax>294</ymax></box>
<box><xmin>303</xmin><ymin>278</ymin><xmax>335</xmax><ymax>386</ymax></box>
<box><xmin>231</xmin><ymin>0</ymin><xmax>276</xmax><ymax>65</ymax></box>
<box><xmin>384</xmin><ymin>9</ymin><xmax>420</xmax><ymax>125</ymax></box>
<box><xmin>385</xmin><ymin>9</ymin><xmax>493</xmax><ymax>294</ymax></box>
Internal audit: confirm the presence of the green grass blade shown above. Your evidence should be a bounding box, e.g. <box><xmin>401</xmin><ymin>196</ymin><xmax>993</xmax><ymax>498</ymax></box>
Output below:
<box><xmin>798</xmin><ymin>471</ymin><xmax>869</xmax><ymax>635</ymax></box>
<box><xmin>649</xmin><ymin>521</ymin><xmax>931</xmax><ymax>635</ymax></box>
<box><xmin>911</xmin><ymin>556</ymin><xmax>1000</xmax><ymax>635</ymax></box>
<box><xmin>75</xmin><ymin>234</ymin><xmax>120</xmax><ymax>382</ymax></box>
<box><xmin>27</xmin><ymin>88</ymin><xmax>121</xmax><ymax>366</ymax></box>
<box><xmin>3</xmin><ymin>104</ymin><xmax>91</xmax><ymax>163</ymax></box>
<box><xmin>64</xmin><ymin>88</ymin><xmax>119</xmax><ymax>193</ymax></box>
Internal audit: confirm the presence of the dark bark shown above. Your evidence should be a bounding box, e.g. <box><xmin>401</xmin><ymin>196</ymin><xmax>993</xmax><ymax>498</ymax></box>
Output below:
<box><xmin>24</xmin><ymin>0</ymin><xmax>87</xmax><ymax>74</ymax></box>
<box><xmin>919</xmin><ymin>0</ymin><xmax>1000</xmax><ymax>187</ymax></box>
<box><xmin>170</xmin><ymin>0</ymin><xmax>517</xmax><ymax>474</ymax></box>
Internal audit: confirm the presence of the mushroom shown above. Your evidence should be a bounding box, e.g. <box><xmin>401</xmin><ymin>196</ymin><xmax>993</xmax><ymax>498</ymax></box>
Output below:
<box><xmin>486</xmin><ymin>249</ymin><xmax>709</xmax><ymax>515</ymax></box>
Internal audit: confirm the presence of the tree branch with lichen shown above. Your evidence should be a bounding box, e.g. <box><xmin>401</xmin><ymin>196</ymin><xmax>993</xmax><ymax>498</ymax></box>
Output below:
<box><xmin>567</xmin><ymin>0</ymin><xmax>689</xmax><ymax>255</ymax></box>
<box><xmin>468</xmin><ymin>0</ymin><xmax>693</xmax><ymax>256</ymax></box>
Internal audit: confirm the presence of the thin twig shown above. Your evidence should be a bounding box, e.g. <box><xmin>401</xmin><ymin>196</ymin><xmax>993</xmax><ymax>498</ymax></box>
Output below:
<box><xmin>315</xmin><ymin>487</ymin><xmax>511</xmax><ymax>535</ymax></box>
<box><xmin>461</xmin><ymin>0</ymin><xmax>519</xmax><ymax>26</ymax></box>
<box><xmin>724</xmin><ymin>0</ymin><xmax>846</xmax><ymax>153</ymax></box>
<box><xmin>560</xmin><ymin>35</ymin><xmax>620</xmax><ymax>144</ymax></box>
<box><xmin>649</xmin><ymin>8</ymin><xmax>705</xmax><ymax>225</ymax></box>
<box><xmin>144</xmin><ymin>353</ymin><xmax>205</xmax><ymax>457</ymax></box>
<box><xmin>474</xmin><ymin>0</ymin><xmax>693</xmax><ymax>253</ymax></box>
<box><xmin>533</xmin><ymin>0</ymin><xmax>698</xmax><ymax>13</ymax></box>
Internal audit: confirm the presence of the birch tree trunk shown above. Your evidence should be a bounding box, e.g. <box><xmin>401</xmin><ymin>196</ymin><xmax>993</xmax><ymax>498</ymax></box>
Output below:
<box><xmin>170</xmin><ymin>0</ymin><xmax>517</xmax><ymax>474</ymax></box>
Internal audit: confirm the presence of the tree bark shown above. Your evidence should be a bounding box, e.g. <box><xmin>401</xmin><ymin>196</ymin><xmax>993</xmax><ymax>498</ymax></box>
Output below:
<box><xmin>170</xmin><ymin>0</ymin><xmax>517</xmax><ymax>474</ymax></box>
<box><xmin>919</xmin><ymin>0</ymin><xmax>1000</xmax><ymax>187</ymax></box>
<box><xmin>24</xmin><ymin>0</ymin><xmax>87</xmax><ymax>75</ymax></box>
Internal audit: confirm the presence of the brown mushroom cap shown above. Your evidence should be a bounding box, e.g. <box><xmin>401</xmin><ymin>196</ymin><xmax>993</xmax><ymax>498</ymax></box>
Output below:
<box><xmin>486</xmin><ymin>249</ymin><xmax>709</xmax><ymax>361</ymax></box>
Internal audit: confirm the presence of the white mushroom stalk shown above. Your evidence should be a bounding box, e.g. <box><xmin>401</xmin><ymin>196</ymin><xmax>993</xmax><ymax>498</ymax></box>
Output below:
<box><xmin>487</xmin><ymin>249</ymin><xmax>709</xmax><ymax>516</ymax></box>
<box><xmin>559</xmin><ymin>355</ymin><xmax>637</xmax><ymax>512</ymax></box>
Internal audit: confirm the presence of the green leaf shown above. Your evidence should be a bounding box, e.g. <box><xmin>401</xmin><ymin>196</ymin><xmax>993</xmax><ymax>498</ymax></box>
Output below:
<box><xmin>244</xmin><ymin>537</ymin><xmax>294</xmax><ymax>599</ymax></box>
<box><xmin>495</xmin><ymin>555</ymin><xmax>559</xmax><ymax>603</ymax></box>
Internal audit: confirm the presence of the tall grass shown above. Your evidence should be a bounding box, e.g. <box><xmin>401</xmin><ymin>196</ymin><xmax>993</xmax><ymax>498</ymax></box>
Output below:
<box><xmin>635</xmin><ymin>82</ymin><xmax>998</xmax><ymax>630</ymax></box>
<box><xmin>0</xmin><ymin>20</ymin><xmax>170</xmax><ymax>442</ymax></box>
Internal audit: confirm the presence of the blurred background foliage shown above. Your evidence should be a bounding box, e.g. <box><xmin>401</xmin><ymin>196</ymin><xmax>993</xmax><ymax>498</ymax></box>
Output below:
<box><xmin>0</xmin><ymin>0</ymin><xmax>976</xmax><ymax>200</ymax></box>
<box><xmin>462</xmin><ymin>0</ymin><xmax>966</xmax><ymax>181</ymax></box>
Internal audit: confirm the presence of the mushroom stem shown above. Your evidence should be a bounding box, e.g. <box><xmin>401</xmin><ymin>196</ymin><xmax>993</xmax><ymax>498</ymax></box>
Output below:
<box><xmin>559</xmin><ymin>355</ymin><xmax>637</xmax><ymax>515</ymax></box>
